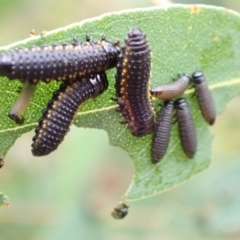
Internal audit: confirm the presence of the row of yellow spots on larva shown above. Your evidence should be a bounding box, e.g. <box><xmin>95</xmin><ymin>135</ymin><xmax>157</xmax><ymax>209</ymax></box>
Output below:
<box><xmin>43</xmin><ymin>46</ymin><xmax>53</xmax><ymax>51</ymax></box>
<box><xmin>53</xmin><ymin>45</ymin><xmax>63</xmax><ymax>51</ymax></box>
<box><xmin>57</xmin><ymin>76</ymin><xmax>65</xmax><ymax>81</ymax></box>
<box><xmin>29</xmin><ymin>46</ymin><xmax>42</xmax><ymax>52</ymax></box>
<box><xmin>63</xmin><ymin>44</ymin><xmax>74</xmax><ymax>50</ymax></box>
<box><xmin>123</xmin><ymin>58</ymin><xmax>128</xmax><ymax>67</ymax></box>
<box><xmin>44</xmin><ymin>78</ymin><xmax>51</xmax><ymax>83</ymax></box>
<box><xmin>41</xmin><ymin>119</ymin><xmax>50</xmax><ymax>129</ymax></box>
<box><xmin>32</xmin><ymin>79</ymin><xmax>39</xmax><ymax>84</ymax></box>
<box><xmin>52</xmin><ymin>100</ymin><xmax>62</xmax><ymax>109</ymax></box>
<box><xmin>67</xmin><ymin>74</ymin><xmax>77</xmax><ymax>79</ymax></box>
<box><xmin>36</xmin><ymin>128</ymin><xmax>44</xmax><ymax>140</ymax></box>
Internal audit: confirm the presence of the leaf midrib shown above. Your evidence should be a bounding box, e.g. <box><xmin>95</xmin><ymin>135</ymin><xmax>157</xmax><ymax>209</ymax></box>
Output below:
<box><xmin>1</xmin><ymin>77</ymin><xmax>240</xmax><ymax>133</ymax></box>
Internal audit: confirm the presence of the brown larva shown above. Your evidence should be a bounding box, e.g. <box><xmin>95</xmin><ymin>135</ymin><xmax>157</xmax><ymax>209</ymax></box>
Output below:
<box><xmin>150</xmin><ymin>74</ymin><xmax>191</xmax><ymax>100</ymax></box>
<box><xmin>174</xmin><ymin>98</ymin><xmax>197</xmax><ymax>158</ymax></box>
<box><xmin>192</xmin><ymin>71</ymin><xmax>216</xmax><ymax>125</ymax></box>
<box><xmin>151</xmin><ymin>101</ymin><xmax>174</xmax><ymax>163</ymax></box>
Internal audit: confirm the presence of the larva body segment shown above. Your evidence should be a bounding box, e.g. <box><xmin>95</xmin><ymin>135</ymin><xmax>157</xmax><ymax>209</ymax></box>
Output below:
<box><xmin>192</xmin><ymin>71</ymin><xmax>216</xmax><ymax>125</ymax></box>
<box><xmin>0</xmin><ymin>37</ymin><xmax>120</xmax><ymax>84</ymax></box>
<box><xmin>115</xmin><ymin>27</ymin><xmax>154</xmax><ymax>136</ymax></box>
<box><xmin>174</xmin><ymin>98</ymin><xmax>197</xmax><ymax>158</ymax></box>
<box><xmin>151</xmin><ymin>101</ymin><xmax>174</xmax><ymax>163</ymax></box>
<box><xmin>31</xmin><ymin>72</ymin><xmax>108</xmax><ymax>156</ymax></box>
<box><xmin>150</xmin><ymin>74</ymin><xmax>190</xmax><ymax>100</ymax></box>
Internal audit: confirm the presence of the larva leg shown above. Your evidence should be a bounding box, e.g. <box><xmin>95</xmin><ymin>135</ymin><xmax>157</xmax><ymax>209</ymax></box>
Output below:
<box><xmin>101</xmin><ymin>34</ymin><xmax>106</xmax><ymax>41</ymax></box>
<box><xmin>8</xmin><ymin>82</ymin><xmax>37</xmax><ymax>124</ymax></box>
<box><xmin>85</xmin><ymin>34</ymin><xmax>90</xmax><ymax>42</ymax></box>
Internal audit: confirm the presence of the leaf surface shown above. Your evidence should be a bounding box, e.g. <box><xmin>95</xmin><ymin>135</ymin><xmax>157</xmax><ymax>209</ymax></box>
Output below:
<box><xmin>1</xmin><ymin>4</ymin><xmax>240</xmax><ymax>200</ymax></box>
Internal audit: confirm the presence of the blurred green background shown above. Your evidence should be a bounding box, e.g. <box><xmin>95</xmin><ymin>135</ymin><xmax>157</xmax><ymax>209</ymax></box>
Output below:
<box><xmin>1</xmin><ymin>0</ymin><xmax>240</xmax><ymax>239</ymax></box>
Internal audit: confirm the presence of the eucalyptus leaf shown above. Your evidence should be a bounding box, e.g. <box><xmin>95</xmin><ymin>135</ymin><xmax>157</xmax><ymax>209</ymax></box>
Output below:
<box><xmin>1</xmin><ymin>4</ymin><xmax>240</xmax><ymax>201</ymax></box>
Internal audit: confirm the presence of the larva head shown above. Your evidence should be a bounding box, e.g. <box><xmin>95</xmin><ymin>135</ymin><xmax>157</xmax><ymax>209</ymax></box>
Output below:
<box><xmin>163</xmin><ymin>100</ymin><xmax>174</xmax><ymax>110</ymax></box>
<box><xmin>125</xmin><ymin>27</ymin><xmax>148</xmax><ymax>51</ymax></box>
<box><xmin>0</xmin><ymin>53</ymin><xmax>12</xmax><ymax>76</ymax></box>
<box><xmin>31</xmin><ymin>140</ymin><xmax>52</xmax><ymax>157</ymax></box>
<box><xmin>102</xmin><ymin>40</ymin><xmax>121</xmax><ymax>69</ymax></box>
<box><xmin>174</xmin><ymin>98</ymin><xmax>188</xmax><ymax>110</ymax></box>
<box><xmin>192</xmin><ymin>71</ymin><xmax>205</xmax><ymax>84</ymax></box>
<box><xmin>89</xmin><ymin>72</ymin><xmax>108</xmax><ymax>97</ymax></box>
<box><xmin>128</xmin><ymin>27</ymin><xmax>143</xmax><ymax>37</ymax></box>
<box><xmin>181</xmin><ymin>73</ymin><xmax>191</xmax><ymax>84</ymax></box>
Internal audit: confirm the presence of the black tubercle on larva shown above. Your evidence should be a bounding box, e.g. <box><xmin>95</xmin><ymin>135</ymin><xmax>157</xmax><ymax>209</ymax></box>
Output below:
<box><xmin>192</xmin><ymin>71</ymin><xmax>216</xmax><ymax>125</ymax></box>
<box><xmin>151</xmin><ymin>101</ymin><xmax>174</xmax><ymax>163</ymax></box>
<box><xmin>0</xmin><ymin>35</ymin><xmax>120</xmax><ymax>84</ymax></box>
<box><xmin>150</xmin><ymin>73</ymin><xmax>191</xmax><ymax>100</ymax></box>
<box><xmin>174</xmin><ymin>98</ymin><xmax>197</xmax><ymax>158</ymax></box>
<box><xmin>31</xmin><ymin>72</ymin><xmax>108</xmax><ymax>156</ymax></box>
<box><xmin>115</xmin><ymin>27</ymin><xmax>154</xmax><ymax>137</ymax></box>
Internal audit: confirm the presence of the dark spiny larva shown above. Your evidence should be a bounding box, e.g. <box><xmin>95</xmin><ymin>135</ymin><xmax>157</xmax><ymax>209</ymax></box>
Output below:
<box><xmin>192</xmin><ymin>71</ymin><xmax>216</xmax><ymax>125</ymax></box>
<box><xmin>151</xmin><ymin>101</ymin><xmax>174</xmax><ymax>163</ymax></box>
<box><xmin>111</xmin><ymin>202</ymin><xmax>129</xmax><ymax>220</ymax></box>
<box><xmin>115</xmin><ymin>27</ymin><xmax>154</xmax><ymax>136</ymax></box>
<box><xmin>31</xmin><ymin>72</ymin><xmax>108</xmax><ymax>156</ymax></box>
<box><xmin>174</xmin><ymin>98</ymin><xmax>197</xmax><ymax>158</ymax></box>
<box><xmin>150</xmin><ymin>74</ymin><xmax>190</xmax><ymax>100</ymax></box>
<box><xmin>0</xmin><ymin>35</ymin><xmax>120</xmax><ymax>84</ymax></box>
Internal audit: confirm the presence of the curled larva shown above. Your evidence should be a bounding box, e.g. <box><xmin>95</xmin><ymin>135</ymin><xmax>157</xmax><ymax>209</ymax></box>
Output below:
<box><xmin>31</xmin><ymin>72</ymin><xmax>108</xmax><ymax>156</ymax></box>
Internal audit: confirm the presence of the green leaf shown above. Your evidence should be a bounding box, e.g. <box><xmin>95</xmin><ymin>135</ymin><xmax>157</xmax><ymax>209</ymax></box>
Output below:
<box><xmin>1</xmin><ymin>4</ymin><xmax>240</xmax><ymax>201</ymax></box>
<box><xmin>0</xmin><ymin>192</ymin><xmax>10</xmax><ymax>208</ymax></box>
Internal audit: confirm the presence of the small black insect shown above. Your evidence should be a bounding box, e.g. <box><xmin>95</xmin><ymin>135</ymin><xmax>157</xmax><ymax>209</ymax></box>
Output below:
<box><xmin>0</xmin><ymin>155</ymin><xmax>4</xmax><ymax>168</ymax></box>
<box><xmin>192</xmin><ymin>71</ymin><xmax>216</xmax><ymax>125</ymax></box>
<box><xmin>31</xmin><ymin>72</ymin><xmax>108</xmax><ymax>156</ymax></box>
<box><xmin>115</xmin><ymin>27</ymin><xmax>154</xmax><ymax>136</ymax></box>
<box><xmin>8</xmin><ymin>82</ymin><xmax>37</xmax><ymax>124</ymax></box>
<box><xmin>174</xmin><ymin>98</ymin><xmax>197</xmax><ymax>158</ymax></box>
<box><xmin>0</xmin><ymin>35</ymin><xmax>120</xmax><ymax>84</ymax></box>
<box><xmin>150</xmin><ymin>73</ymin><xmax>191</xmax><ymax>100</ymax></box>
<box><xmin>151</xmin><ymin>101</ymin><xmax>174</xmax><ymax>163</ymax></box>
<box><xmin>111</xmin><ymin>202</ymin><xmax>129</xmax><ymax>220</ymax></box>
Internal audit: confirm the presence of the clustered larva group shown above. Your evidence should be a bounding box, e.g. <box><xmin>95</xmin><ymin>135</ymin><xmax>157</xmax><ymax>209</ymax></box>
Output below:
<box><xmin>0</xmin><ymin>27</ymin><xmax>216</xmax><ymax>161</ymax></box>
<box><xmin>0</xmin><ymin>27</ymin><xmax>216</xmax><ymax>219</ymax></box>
